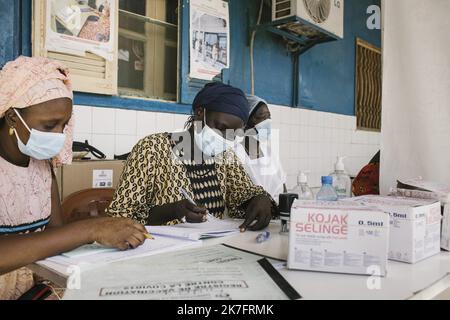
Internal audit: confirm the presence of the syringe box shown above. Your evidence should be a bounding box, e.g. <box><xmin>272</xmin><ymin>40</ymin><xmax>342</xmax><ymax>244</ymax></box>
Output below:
<box><xmin>345</xmin><ymin>195</ymin><xmax>441</xmax><ymax>263</ymax></box>
<box><xmin>288</xmin><ymin>201</ymin><xmax>389</xmax><ymax>276</ymax></box>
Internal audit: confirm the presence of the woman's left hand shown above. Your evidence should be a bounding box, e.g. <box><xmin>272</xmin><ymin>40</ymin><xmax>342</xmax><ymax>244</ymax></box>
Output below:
<box><xmin>240</xmin><ymin>195</ymin><xmax>273</xmax><ymax>232</ymax></box>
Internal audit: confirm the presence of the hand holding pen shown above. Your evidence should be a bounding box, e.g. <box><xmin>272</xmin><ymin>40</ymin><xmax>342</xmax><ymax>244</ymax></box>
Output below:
<box><xmin>177</xmin><ymin>188</ymin><xmax>209</xmax><ymax>223</ymax></box>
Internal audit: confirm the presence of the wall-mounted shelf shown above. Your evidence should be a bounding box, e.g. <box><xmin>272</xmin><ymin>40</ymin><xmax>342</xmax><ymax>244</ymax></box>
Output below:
<box><xmin>260</xmin><ymin>16</ymin><xmax>338</xmax><ymax>54</ymax></box>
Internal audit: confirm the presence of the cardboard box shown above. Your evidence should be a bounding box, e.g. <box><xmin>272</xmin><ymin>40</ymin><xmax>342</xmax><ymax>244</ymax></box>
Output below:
<box><xmin>394</xmin><ymin>179</ymin><xmax>450</xmax><ymax>251</ymax></box>
<box><xmin>442</xmin><ymin>205</ymin><xmax>450</xmax><ymax>251</ymax></box>
<box><xmin>345</xmin><ymin>195</ymin><xmax>442</xmax><ymax>264</ymax></box>
<box><xmin>288</xmin><ymin>200</ymin><xmax>390</xmax><ymax>276</ymax></box>
<box><xmin>392</xmin><ymin>188</ymin><xmax>450</xmax><ymax>251</ymax></box>
<box><xmin>57</xmin><ymin>160</ymin><xmax>125</xmax><ymax>201</ymax></box>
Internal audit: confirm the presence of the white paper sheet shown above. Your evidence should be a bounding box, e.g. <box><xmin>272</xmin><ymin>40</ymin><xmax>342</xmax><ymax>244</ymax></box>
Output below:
<box><xmin>38</xmin><ymin>235</ymin><xmax>201</xmax><ymax>273</ymax></box>
<box><xmin>61</xmin><ymin>243</ymin><xmax>117</xmax><ymax>258</ymax></box>
<box><xmin>147</xmin><ymin>217</ymin><xmax>241</xmax><ymax>241</ymax></box>
<box><xmin>63</xmin><ymin>245</ymin><xmax>296</xmax><ymax>300</ymax></box>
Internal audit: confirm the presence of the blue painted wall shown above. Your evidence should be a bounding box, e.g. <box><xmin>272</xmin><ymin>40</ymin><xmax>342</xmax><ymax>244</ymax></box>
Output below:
<box><xmin>0</xmin><ymin>0</ymin><xmax>20</xmax><ymax>68</ymax></box>
<box><xmin>0</xmin><ymin>0</ymin><xmax>31</xmax><ymax>68</ymax></box>
<box><xmin>299</xmin><ymin>0</ymin><xmax>381</xmax><ymax>115</ymax></box>
<box><xmin>1</xmin><ymin>0</ymin><xmax>380</xmax><ymax>116</ymax></box>
<box><xmin>180</xmin><ymin>0</ymin><xmax>295</xmax><ymax>106</ymax></box>
<box><xmin>181</xmin><ymin>0</ymin><xmax>381</xmax><ymax>115</ymax></box>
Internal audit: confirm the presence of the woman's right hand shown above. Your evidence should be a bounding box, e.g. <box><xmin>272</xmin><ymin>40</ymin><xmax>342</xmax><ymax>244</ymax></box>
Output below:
<box><xmin>172</xmin><ymin>200</ymin><xmax>208</xmax><ymax>223</ymax></box>
<box><xmin>88</xmin><ymin>217</ymin><xmax>148</xmax><ymax>251</ymax></box>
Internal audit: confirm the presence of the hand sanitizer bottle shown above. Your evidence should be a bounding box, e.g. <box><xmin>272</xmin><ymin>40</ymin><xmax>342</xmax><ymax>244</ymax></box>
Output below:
<box><xmin>290</xmin><ymin>171</ymin><xmax>314</xmax><ymax>200</ymax></box>
<box><xmin>316</xmin><ymin>176</ymin><xmax>339</xmax><ymax>201</ymax></box>
<box><xmin>330</xmin><ymin>156</ymin><xmax>352</xmax><ymax>199</ymax></box>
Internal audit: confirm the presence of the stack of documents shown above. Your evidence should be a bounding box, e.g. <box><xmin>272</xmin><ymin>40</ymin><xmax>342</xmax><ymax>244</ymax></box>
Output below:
<box><xmin>37</xmin><ymin>234</ymin><xmax>201</xmax><ymax>274</ymax></box>
<box><xmin>396</xmin><ymin>178</ymin><xmax>450</xmax><ymax>203</ymax></box>
<box><xmin>37</xmin><ymin>218</ymin><xmax>242</xmax><ymax>277</ymax></box>
<box><xmin>147</xmin><ymin>216</ymin><xmax>242</xmax><ymax>241</ymax></box>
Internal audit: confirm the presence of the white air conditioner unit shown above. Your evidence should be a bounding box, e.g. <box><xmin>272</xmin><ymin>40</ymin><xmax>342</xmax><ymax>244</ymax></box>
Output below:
<box><xmin>272</xmin><ymin>0</ymin><xmax>344</xmax><ymax>39</ymax></box>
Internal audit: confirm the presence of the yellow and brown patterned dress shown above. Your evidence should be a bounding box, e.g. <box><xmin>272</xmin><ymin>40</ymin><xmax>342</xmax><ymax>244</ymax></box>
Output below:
<box><xmin>107</xmin><ymin>133</ymin><xmax>276</xmax><ymax>225</ymax></box>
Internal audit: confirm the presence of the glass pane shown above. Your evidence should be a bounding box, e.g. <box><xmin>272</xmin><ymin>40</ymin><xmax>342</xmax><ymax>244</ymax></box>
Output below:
<box><xmin>119</xmin><ymin>0</ymin><xmax>146</xmax><ymax>33</ymax></box>
<box><xmin>118</xmin><ymin>36</ymin><xmax>145</xmax><ymax>91</ymax></box>
<box><xmin>118</xmin><ymin>0</ymin><xmax>178</xmax><ymax>101</ymax></box>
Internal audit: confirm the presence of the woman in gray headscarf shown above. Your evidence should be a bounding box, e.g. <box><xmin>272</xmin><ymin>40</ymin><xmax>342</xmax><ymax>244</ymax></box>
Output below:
<box><xmin>233</xmin><ymin>95</ymin><xmax>287</xmax><ymax>203</ymax></box>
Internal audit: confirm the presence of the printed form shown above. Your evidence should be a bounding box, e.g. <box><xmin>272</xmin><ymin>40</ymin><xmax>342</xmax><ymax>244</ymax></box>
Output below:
<box><xmin>63</xmin><ymin>245</ymin><xmax>299</xmax><ymax>300</ymax></box>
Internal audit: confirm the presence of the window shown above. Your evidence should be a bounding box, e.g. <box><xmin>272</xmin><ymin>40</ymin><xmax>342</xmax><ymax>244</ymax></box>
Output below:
<box><xmin>33</xmin><ymin>0</ymin><xmax>118</xmax><ymax>95</ymax></box>
<box><xmin>355</xmin><ymin>38</ymin><xmax>382</xmax><ymax>131</ymax></box>
<box><xmin>118</xmin><ymin>0</ymin><xmax>178</xmax><ymax>101</ymax></box>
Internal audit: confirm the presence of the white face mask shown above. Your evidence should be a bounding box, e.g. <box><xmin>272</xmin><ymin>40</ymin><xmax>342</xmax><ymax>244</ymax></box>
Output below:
<box><xmin>254</xmin><ymin>119</ymin><xmax>272</xmax><ymax>141</ymax></box>
<box><xmin>194</xmin><ymin>111</ymin><xmax>234</xmax><ymax>157</ymax></box>
<box><xmin>13</xmin><ymin>109</ymin><xmax>67</xmax><ymax>160</ymax></box>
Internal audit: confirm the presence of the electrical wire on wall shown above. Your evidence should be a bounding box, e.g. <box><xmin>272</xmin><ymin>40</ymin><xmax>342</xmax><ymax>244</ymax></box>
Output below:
<box><xmin>250</xmin><ymin>0</ymin><xmax>301</xmax><ymax>103</ymax></box>
<box><xmin>250</xmin><ymin>0</ymin><xmax>264</xmax><ymax>95</ymax></box>
<box><xmin>286</xmin><ymin>41</ymin><xmax>301</xmax><ymax>107</ymax></box>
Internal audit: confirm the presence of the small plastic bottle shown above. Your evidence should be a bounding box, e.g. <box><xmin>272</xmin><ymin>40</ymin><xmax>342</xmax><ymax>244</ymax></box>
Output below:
<box><xmin>316</xmin><ymin>176</ymin><xmax>339</xmax><ymax>201</ymax></box>
<box><xmin>290</xmin><ymin>171</ymin><xmax>314</xmax><ymax>200</ymax></box>
<box><xmin>330</xmin><ymin>156</ymin><xmax>352</xmax><ymax>199</ymax></box>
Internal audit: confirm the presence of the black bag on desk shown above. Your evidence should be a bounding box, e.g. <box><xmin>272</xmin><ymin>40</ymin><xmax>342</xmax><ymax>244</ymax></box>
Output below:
<box><xmin>72</xmin><ymin>140</ymin><xmax>106</xmax><ymax>160</ymax></box>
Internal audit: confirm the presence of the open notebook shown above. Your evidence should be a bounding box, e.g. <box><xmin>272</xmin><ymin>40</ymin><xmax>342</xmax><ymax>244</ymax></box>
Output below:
<box><xmin>147</xmin><ymin>215</ymin><xmax>242</xmax><ymax>241</ymax></box>
<box><xmin>38</xmin><ymin>235</ymin><xmax>201</xmax><ymax>273</ymax></box>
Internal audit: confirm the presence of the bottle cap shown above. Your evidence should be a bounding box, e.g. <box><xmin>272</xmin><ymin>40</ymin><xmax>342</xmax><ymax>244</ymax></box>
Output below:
<box><xmin>335</xmin><ymin>156</ymin><xmax>346</xmax><ymax>171</ymax></box>
<box><xmin>322</xmin><ymin>176</ymin><xmax>333</xmax><ymax>185</ymax></box>
<box><xmin>298</xmin><ymin>171</ymin><xmax>309</xmax><ymax>184</ymax></box>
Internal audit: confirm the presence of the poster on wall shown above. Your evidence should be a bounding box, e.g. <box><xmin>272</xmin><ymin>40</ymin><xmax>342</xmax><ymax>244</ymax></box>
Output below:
<box><xmin>189</xmin><ymin>0</ymin><xmax>230</xmax><ymax>80</ymax></box>
<box><xmin>45</xmin><ymin>0</ymin><xmax>116</xmax><ymax>61</ymax></box>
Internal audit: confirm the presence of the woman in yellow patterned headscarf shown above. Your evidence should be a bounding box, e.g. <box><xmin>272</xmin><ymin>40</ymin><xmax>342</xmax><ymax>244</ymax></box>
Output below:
<box><xmin>0</xmin><ymin>56</ymin><xmax>147</xmax><ymax>300</ymax></box>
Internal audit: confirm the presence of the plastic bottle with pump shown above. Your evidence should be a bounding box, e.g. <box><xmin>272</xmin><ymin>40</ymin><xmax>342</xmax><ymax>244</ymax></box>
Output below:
<box><xmin>290</xmin><ymin>171</ymin><xmax>314</xmax><ymax>200</ymax></box>
<box><xmin>330</xmin><ymin>156</ymin><xmax>352</xmax><ymax>199</ymax></box>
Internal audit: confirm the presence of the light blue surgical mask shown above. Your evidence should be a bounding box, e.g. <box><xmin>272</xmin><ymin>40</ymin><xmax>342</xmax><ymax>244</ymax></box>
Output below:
<box><xmin>194</xmin><ymin>111</ymin><xmax>234</xmax><ymax>157</ymax></box>
<box><xmin>255</xmin><ymin>119</ymin><xmax>272</xmax><ymax>141</ymax></box>
<box><xmin>14</xmin><ymin>109</ymin><xmax>67</xmax><ymax>160</ymax></box>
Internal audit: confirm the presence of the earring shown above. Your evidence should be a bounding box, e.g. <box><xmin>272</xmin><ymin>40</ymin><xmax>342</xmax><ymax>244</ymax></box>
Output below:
<box><xmin>9</xmin><ymin>127</ymin><xmax>14</xmax><ymax>136</ymax></box>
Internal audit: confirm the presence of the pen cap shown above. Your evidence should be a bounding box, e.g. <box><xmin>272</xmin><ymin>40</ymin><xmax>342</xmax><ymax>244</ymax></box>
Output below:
<box><xmin>279</xmin><ymin>193</ymin><xmax>299</xmax><ymax>216</ymax></box>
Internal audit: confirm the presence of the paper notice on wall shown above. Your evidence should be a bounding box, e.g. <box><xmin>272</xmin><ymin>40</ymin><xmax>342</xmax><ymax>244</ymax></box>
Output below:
<box><xmin>92</xmin><ymin>170</ymin><xmax>113</xmax><ymax>188</ymax></box>
<box><xmin>45</xmin><ymin>0</ymin><xmax>116</xmax><ymax>61</ymax></box>
<box><xmin>189</xmin><ymin>0</ymin><xmax>230</xmax><ymax>80</ymax></box>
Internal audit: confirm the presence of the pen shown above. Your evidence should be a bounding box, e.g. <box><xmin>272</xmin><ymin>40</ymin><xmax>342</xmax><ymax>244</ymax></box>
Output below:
<box><xmin>256</xmin><ymin>231</ymin><xmax>270</xmax><ymax>243</ymax></box>
<box><xmin>143</xmin><ymin>233</ymin><xmax>154</xmax><ymax>240</ymax></box>
<box><xmin>179</xmin><ymin>187</ymin><xmax>196</xmax><ymax>206</ymax></box>
<box><xmin>179</xmin><ymin>187</ymin><xmax>209</xmax><ymax>222</ymax></box>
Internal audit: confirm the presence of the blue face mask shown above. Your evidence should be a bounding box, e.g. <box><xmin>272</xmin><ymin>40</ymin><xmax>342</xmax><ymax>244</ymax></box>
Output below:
<box><xmin>14</xmin><ymin>109</ymin><xmax>67</xmax><ymax>160</ymax></box>
<box><xmin>255</xmin><ymin>119</ymin><xmax>272</xmax><ymax>141</ymax></box>
<box><xmin>194</xmin><ymin>111</ymin><xmax>234</xmax><ymax>157</ymax></box>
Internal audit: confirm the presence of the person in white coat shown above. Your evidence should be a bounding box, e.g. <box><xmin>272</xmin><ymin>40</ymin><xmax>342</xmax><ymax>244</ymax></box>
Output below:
<box><xmin>233</xmin><ymin>95</ymin><xmax>287</xmax><ymax>203</ymax></box>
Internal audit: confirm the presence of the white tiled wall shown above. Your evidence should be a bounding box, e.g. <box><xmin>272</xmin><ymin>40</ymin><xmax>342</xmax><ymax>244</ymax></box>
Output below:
<box><xmin>73</xmin><ymin>105</ymin><xmax>380</xmax><ymax>189</ymax></box>
<box><xmin>268</xmin><ymin>105</ymin><xmax>380</xmax><ymax>188</ymax></box>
